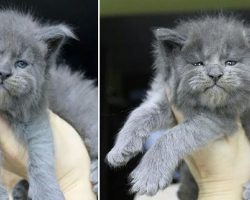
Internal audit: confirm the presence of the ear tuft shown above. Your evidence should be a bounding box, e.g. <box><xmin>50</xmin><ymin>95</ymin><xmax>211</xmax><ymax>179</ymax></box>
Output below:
<box><xmin>36</xmin><ymin>24</ymin><xmax>78</xmax><ymax>59</ymax></box>
<box><xmin>54</xmin><ymin>25</ymin><xmax>78</xmax><ymax>40</ymax></box>
<box><xmin>154</xmin><ymin>28</ymin><xmax>186</xmax><ymax>51</ymax></box>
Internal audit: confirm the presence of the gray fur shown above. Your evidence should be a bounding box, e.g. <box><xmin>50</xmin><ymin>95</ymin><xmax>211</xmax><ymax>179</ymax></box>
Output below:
<box><xmin>106</xmin><ymin>74</ymin><xmax>176</xmax><ymax>167</ymax></box>
<box><xmin>48</xmin><ymin>65</ymin><xmax>98</xmax><ymax>159</ymax></box>
<box><xmin>48</xmin><ymin>65</ymin><xmax>98</xmax><ymax>193</ymax></box>
<box><xmin>107</xmin><ymin>16</ymin><xmax>250</xmax><ymax>198</ymax></box>
<box><xmin>0</xmin><ymin>10</ymin><xmax>77</xmax><ymax>199</ymax></box>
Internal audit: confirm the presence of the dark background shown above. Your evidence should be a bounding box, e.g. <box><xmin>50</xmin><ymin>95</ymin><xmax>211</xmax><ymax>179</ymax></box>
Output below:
<box><xmin>100</xmin><ymin>10</ymin><xmax>250</xmax><ymax>200</ymax></box>
<box><xmin>0</xmin><ymin>0</ymin><xmax>98</xmax><ymax>80</ymax></box>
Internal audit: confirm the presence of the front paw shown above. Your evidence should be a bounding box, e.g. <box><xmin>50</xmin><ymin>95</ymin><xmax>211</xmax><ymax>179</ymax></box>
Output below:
<box><xmin>28</xmin><ymin>186</ymin><xmax>64</xmax><ymax>200</ymax></box>
<box><xmin>243</xmin><ymin>181</ymin><xmax>250</xmax><ymax>200</ymax></box>
<box><xmin>106</xmin><ymin>136</ymin><xmax>143</xmax><ymax>167</ymax></box>
<box><xmin>130</xmin><ymin>150</ymin><xmax>175</xmax><ymax>196</ymax></box>
<box><xmin>90</xmin><ymin>159</ymin><xmax>98</xmax><ymax>194</ymax></box>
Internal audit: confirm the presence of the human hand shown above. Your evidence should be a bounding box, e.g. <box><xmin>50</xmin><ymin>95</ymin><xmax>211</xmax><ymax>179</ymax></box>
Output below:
<box><xmin>184</xmin><ymin>124</ymin><xmax>250</xmax><ymax>200</ymax></box>
<box><xmin>0</xmin><ymin>110</ymin><xmax>96</xmax><ymax>200</ymax></box>
<box><xmin>173</xmin><ymin>108</ymin><xmax>250</xmax><ymax>200</ymax></box>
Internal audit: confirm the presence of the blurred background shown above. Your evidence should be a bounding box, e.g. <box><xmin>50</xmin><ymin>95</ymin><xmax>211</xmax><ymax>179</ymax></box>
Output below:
<box><xmin>0</xmin><ymin>0</ymin><xmax>98</xmax><ymax>80</ymax></box>
<box><xmin>100</xmin><ymin>0</ymin><xmax>250</xmax><ymax>200</ymax></box>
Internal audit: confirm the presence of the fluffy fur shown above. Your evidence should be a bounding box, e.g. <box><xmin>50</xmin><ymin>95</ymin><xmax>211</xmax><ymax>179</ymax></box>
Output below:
<box><xmin>107</xmin><ymin>15</ymin><xmax>250</xmax><ymax>199</ymax></box>
<box><xmin>48</xmin><ymin>65</ymin><xmax>98</xmax><ymax>193</ymax></box>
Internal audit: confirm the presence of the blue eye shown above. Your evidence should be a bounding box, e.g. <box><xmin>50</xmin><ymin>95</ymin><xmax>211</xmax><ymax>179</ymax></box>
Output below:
<box><xmin>15</xmin><ymin>60</ymin><xmax>28</xmax><ymax>69</ymax></box>
<box><xmin>193</xmin><ymin>62</ymin><xmax>204</xmax><ymax>66</ymax></box>
<box><xmin>225</xmin><ymin>60</ymin><xmax>237</xmax><ymax>66</ymax></box>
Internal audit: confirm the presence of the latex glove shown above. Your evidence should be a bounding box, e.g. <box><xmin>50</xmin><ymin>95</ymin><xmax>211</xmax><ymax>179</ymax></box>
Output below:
<box><xmin>173</xmin><ymin>107</ymin><xmax>250</xmax><ymax>200</ymax></box>
<box><xmin>0</xmin><ymin>110</ymin><xmax>96</xmax><ymax>200</ymax></box>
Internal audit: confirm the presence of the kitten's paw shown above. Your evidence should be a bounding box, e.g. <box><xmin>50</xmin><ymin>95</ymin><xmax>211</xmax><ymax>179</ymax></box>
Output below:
<box><xmin>106</xmin><ymin>137</ymin><xmax>143</xmax><ymax>167</ymax></box>
<box><xmin>129</xmin><ymin>152</ymin><xmax>174</xmax><ymax>196</ymax></box>
<box><xmin>243</xmin><ymin>181</ymin><xmax>250</xmax><ymax>200</ymax></box>
<box><xmin>90</xmin><ymin>159</ymin><xmax>98</xmax><ymax>194</ymax></box>
<box><xmin>12</xmin><ymin>179</ymin><xmax>29</xmax><ymax>200</ymax></box>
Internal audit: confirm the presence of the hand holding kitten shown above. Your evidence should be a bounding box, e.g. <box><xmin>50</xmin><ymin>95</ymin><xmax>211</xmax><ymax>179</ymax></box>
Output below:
<box><xmin>0</xmin><ymin>111</ymin><xmax>96</xmax><ymax>200</ymax></box>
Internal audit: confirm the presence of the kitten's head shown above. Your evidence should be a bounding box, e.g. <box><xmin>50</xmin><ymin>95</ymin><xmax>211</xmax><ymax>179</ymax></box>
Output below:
<box><xmin>154</xmin><ymin>16</ymin><xmax>250</xmax><ymax>112</ymax></box>
<box><xmin>0</xmin><ymin>10</ymin><xmax>75</xmax><ymax>113</ymax></box>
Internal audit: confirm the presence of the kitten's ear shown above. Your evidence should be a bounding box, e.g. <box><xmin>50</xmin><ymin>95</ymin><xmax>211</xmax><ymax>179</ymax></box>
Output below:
<box><xmin>244</xmin><ymin>29</ymin><xmax>250</xmax><ymax>45</ymax></box>
<box><xmin>154</xmin><ymin>28</ymin><xmax>186</xmax><ymax>51</ymax></box>
<box><xmin>36</xmin><ymin>24</ymin><xmax>77</xmax><ymax>59</ymax></box>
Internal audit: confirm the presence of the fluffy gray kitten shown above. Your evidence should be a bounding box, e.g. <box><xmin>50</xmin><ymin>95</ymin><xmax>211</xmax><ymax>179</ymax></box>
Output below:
<box><xmin>0</xmin><ymin>10</ymin><xmax>97</xmax><ymax>200</ymax></box>
<box><xmin>107</xmin><ymin>16</ymin><xmax>250</xmax><ymax>199</ymax></box>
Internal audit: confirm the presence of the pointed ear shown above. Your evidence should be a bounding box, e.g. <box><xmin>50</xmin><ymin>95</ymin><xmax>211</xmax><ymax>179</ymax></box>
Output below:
<box><xmin>36</xmin><ymin>24</ymin><xmax>77</xmax><ymax>59</ymax></box>
<box><xmin>154</xmin><ymin>28</ymin><xmax>186</xmax><ymax>51</ymax></box>
<box><xmin>243</xmin><ymin>29</ymin><xmax>250</xmax><ymax>46</ymax></box>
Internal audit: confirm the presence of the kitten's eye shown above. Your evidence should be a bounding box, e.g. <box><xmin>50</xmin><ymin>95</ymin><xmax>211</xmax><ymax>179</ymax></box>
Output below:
<box><xmin>15</xmin><ymin>60</ymin><xmax>28</xmax><ymax>69</ymax></box>
<box><xmin>193</xmin><ymin>62</ymin><xmax>204</xmax><ymax>66</ymax></box>
<box><xmin>225</xmin><ymin>60</ymin><xmax>237</xmax><ymax>66</ymax></box>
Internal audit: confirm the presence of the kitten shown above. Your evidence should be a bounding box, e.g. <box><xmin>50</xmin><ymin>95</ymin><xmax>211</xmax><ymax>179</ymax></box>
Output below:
<box><xmin>107</xmin><ymin>16</ymin><xmax>250</xmax><ymax>199</ymax></box>
<box><xmin>0</xmin><ymin>10</ymin><xmax>77</xmax><ymax>199</ymax></box>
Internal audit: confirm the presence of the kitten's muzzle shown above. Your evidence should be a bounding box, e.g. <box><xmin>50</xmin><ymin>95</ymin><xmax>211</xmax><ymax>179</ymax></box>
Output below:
<box><xmin>0</xmin><ymin>70</ymin><xmax>12</xmax><ymax>82</ymax></box>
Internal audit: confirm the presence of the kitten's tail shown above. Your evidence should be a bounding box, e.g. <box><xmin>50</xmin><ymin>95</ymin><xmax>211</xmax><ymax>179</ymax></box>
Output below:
<box><xmin>48</xmin><ymin>64</ymin><xmax>98</xmax><ymax>159</ymax></box>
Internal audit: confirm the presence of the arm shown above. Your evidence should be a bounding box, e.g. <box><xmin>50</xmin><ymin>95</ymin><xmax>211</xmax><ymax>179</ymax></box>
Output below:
<box><xmin>130</xmin><ymin>113</ymin><xmax>237</xmax><ymax>195</ymax></box>
<box><xmin>107</xmin><ymin>75</ymin><xmax>176</xmax><ymax>167</ymax></box>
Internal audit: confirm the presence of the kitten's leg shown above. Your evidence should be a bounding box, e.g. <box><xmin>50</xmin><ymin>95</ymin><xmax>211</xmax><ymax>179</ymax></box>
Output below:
<box><xmin>24</xmin><ymin>113</ymin><xmax>64</xmax><ymax>200</ymax></box>
<box><xmin>240</xmin><ymin>110</ymin><xmax>250</xmax><ymax>200</ymax></box>
<box><xmin>130</xmin><ymin>114</ymin><xmax>236</xmax><ymax>195</ymax></box>
<box><xmin>106</xmin><ymin>87</ymin><xmax>176</xmax><ymax>167</ymax></box>
<box><xmin>12</xmin><ymin>179</ymin><xmax>29</xmax><ymax>200</ymax></box>
<box><xmin>177</xmin><ymin>163</ymin><xmax>198</xmax><ymax>200</ymax></box>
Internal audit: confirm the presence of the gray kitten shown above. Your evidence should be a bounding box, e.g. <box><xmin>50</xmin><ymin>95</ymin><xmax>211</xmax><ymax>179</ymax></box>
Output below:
<box><xmin>0</xmin><ymin>10</ymin><xmax>77</xmax><ymax>200</ymax></box>
<box><xmin>107</xmin><ymin>16</ymin><xmax>250</xmax><ymax>199</ymax></box>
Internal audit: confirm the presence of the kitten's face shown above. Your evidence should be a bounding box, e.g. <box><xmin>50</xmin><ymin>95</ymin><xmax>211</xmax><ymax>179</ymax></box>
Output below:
<box><xmin>0</xmin><ymin>11</ymin><xmax>74</xmax><ymax>112</ymax></box>
<box><xmin>176</xmin><ymin>30</ymin><xmax>250</xmax><ymax>108</ymax></box>
<box><xmin>0</xmin><ymin>36</ymin><xmax>46</xmax><ymax>96</ymax></box>
<box><xmin>156</xmin><ymin>18</ymin><xmax>250</xmax><ymax>110</ymax></box>
<box><xmin>0</xmin><ymin>30</ymin><xmax>47</xmax><ymax>109</ymax></box>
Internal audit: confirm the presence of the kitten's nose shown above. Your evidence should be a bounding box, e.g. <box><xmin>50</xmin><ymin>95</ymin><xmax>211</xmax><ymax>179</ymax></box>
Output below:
<box><xmin>207</xmin><ymin>65</ymin><xmax>224</xmax><ymax>82</ymax></box>
<box><xmin>0</xmin><ymin>71</ymin><xmax>12</xmax><ymax>81</ymax></box>
<box><xmin>208</xmin><ymin>73</ymin><xmax>223</xmax><ymax>82</ymax></box>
